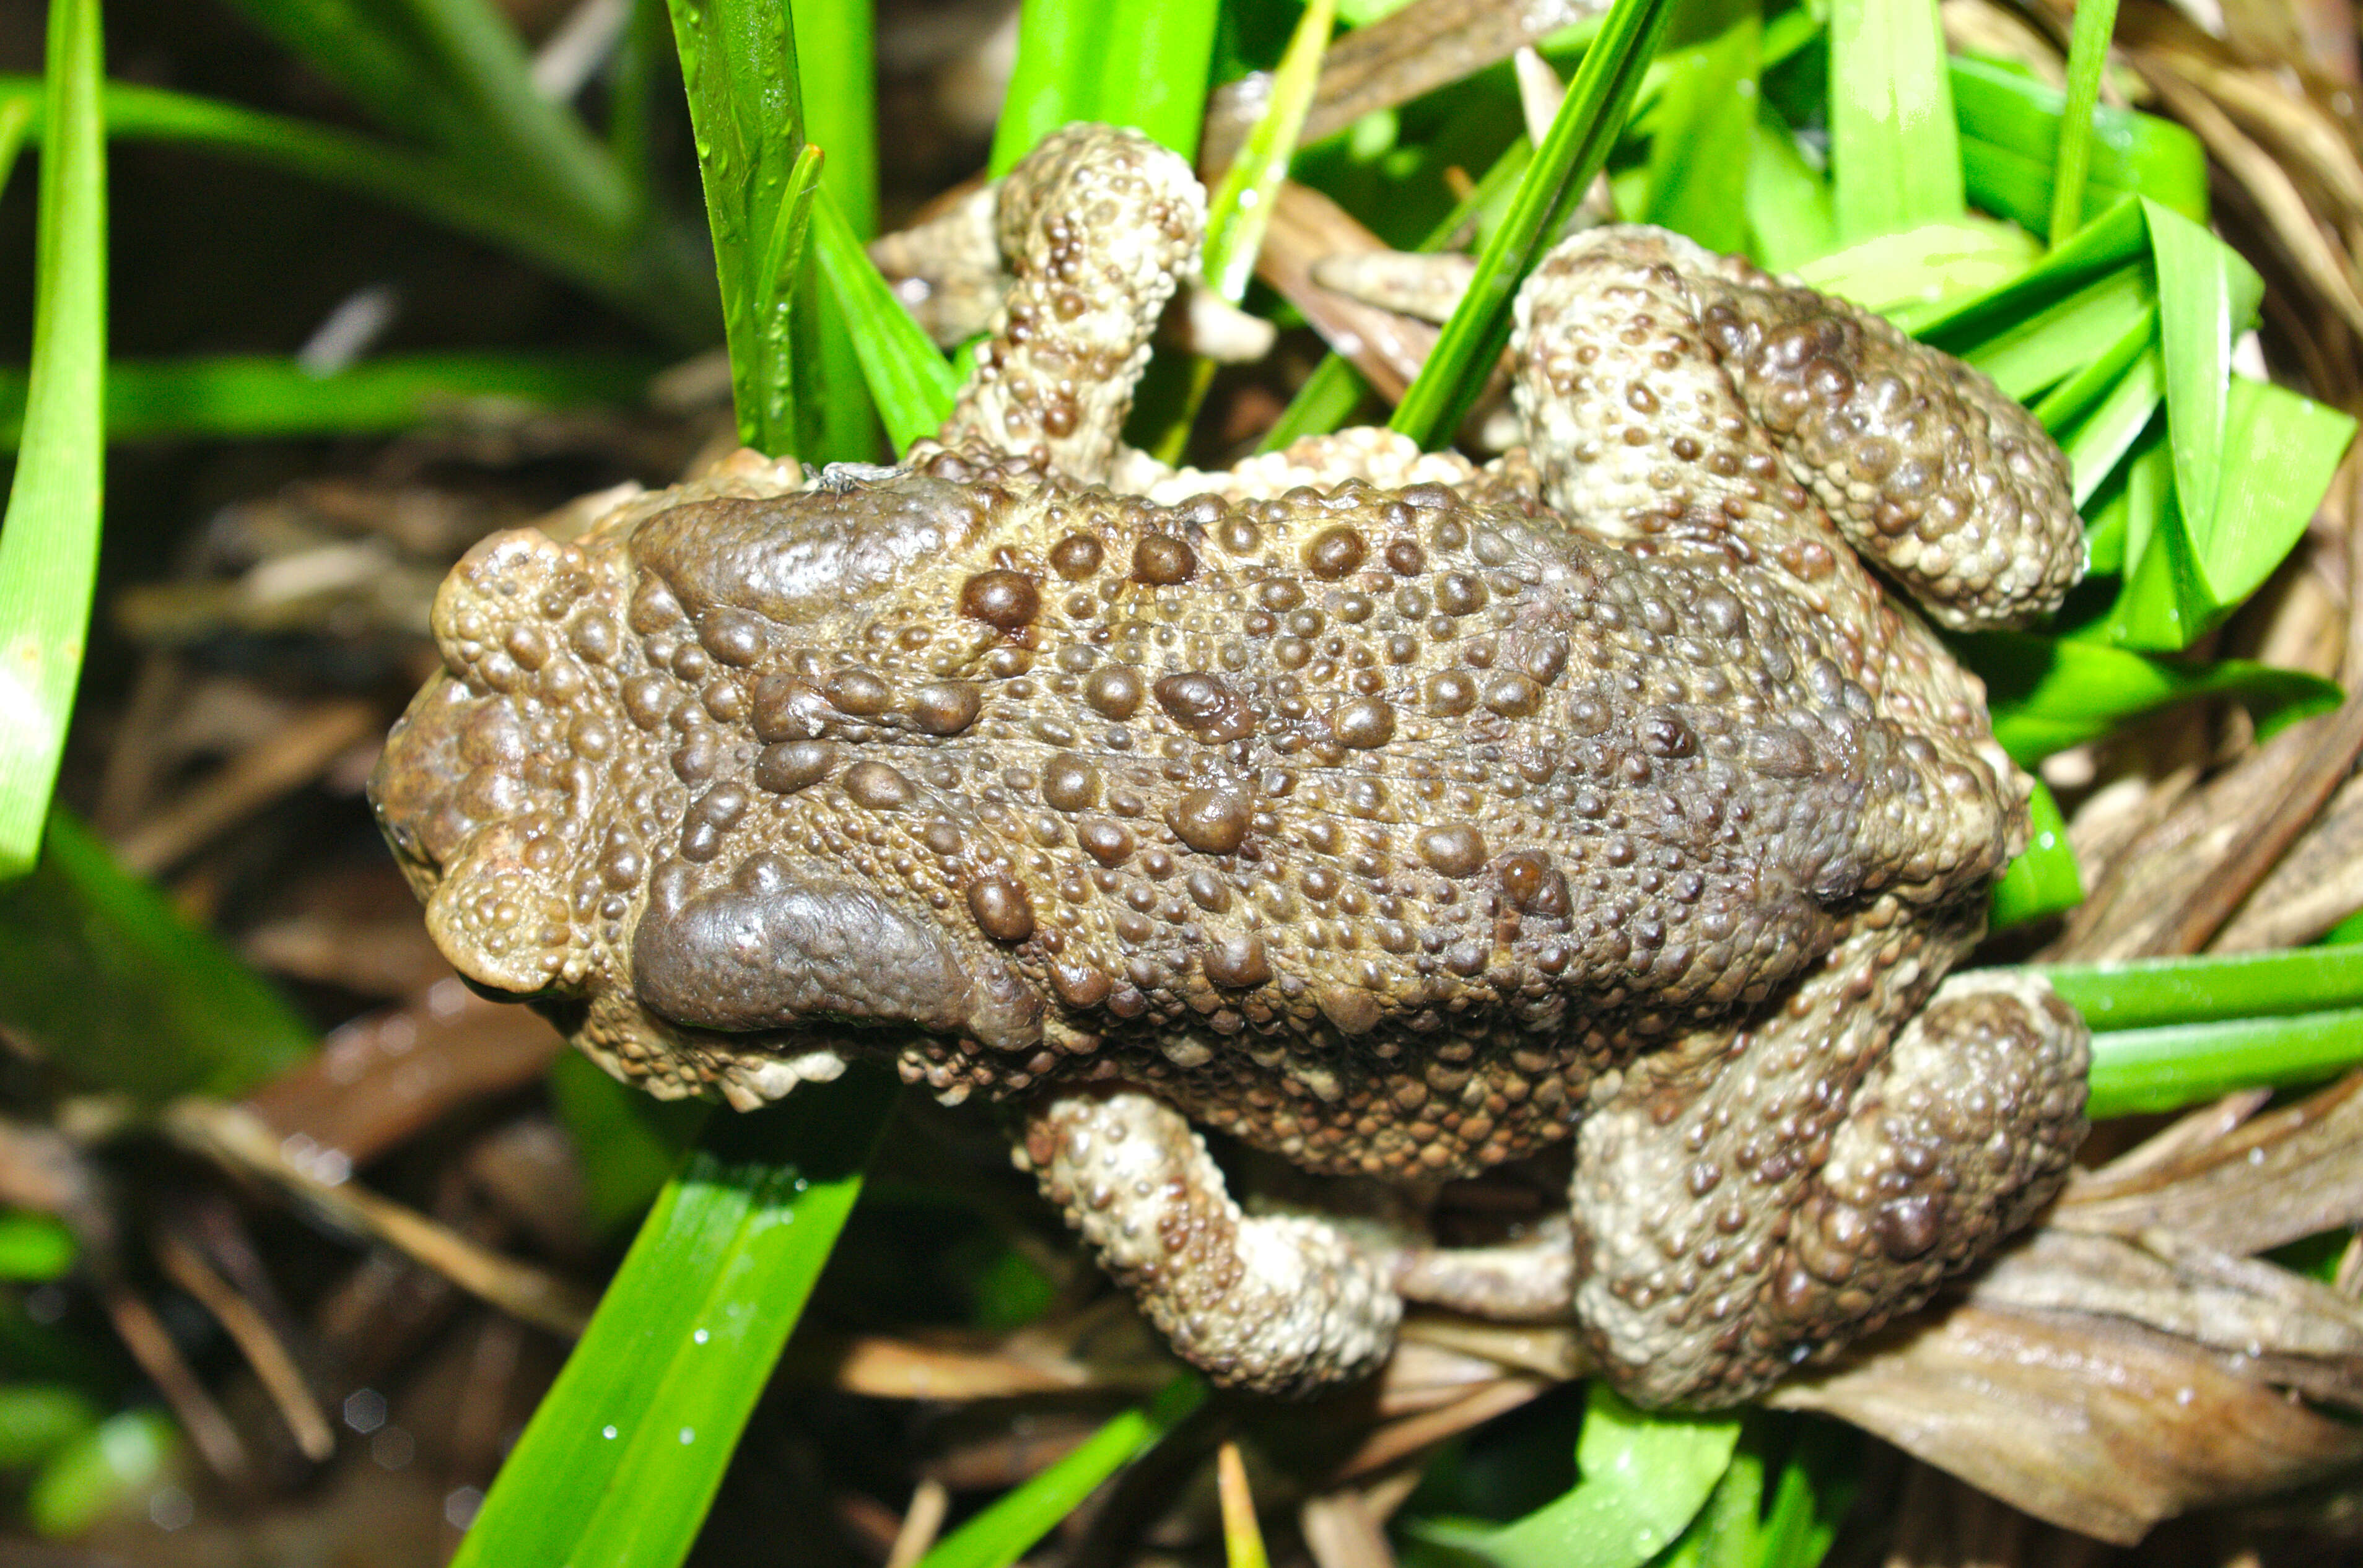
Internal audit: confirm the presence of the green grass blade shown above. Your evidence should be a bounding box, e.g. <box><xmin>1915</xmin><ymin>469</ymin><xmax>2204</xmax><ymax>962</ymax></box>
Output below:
<box><xmin>222</xmin><ymin>0</ymin><xmax>631</xmax><ymax>228</ymax></box>
<box><xmin>1988</xmin><ymin>778</ymin><xmax>2082</xmax><ymax>929</ymax></box>
<box><xmin>1098</xmin><ymin>0</ymin><xmax>1221</xmax><ymax>164</ymax></box>
<box><xmin>2046</xmin><ymin>0</ymin><xmax>2119</xmax><ymax>243</ymax></box>
<box><xmin>2187</xmin><ymin>373</ymin><xmax>2356</xmax><ymax>614</ymax></box>
<box><xmin>2038</xmin><ymin>944</ymin><xmax>2363</xmax><ymax>1032</ymax></box>
<box><xmin>1827</xmin><ymin>0</ymin><xmax>1962</xmax><ymax>242</ymax></box>
<box><xmin>0</xmin><ymin>76</ymin><xmax>708</xmax><ymax>342</ymax></box>
<box><xmin>992</xmin><ymin>0</ymin><xmax>1218</xmax><ymax>172</ymax></box>
<box><xmin>990</xmin><ymin>0</ymin><xmax>1098</xmax><ymax>175</ymax></box>
<box><xmin>1640</xmin><ymin>0</ymin><xmax>1761</xmax><ymax>255</ymax></box>
<box><xmin>666</xmin><ymin>0</ymin><xmax>817</xmax><ymax>457</ymax></box>
<box><xmin>1141</xmin><ymin>0</ymin><xmax>1334</xmax><ymax>464</ymax></box>
<box><xmin>1257</xmin><ymin>355</ymin><xmax>1370</xmax><ymax>454</ymax></box>
<box><xmin>1257</xmin><ymin>134</ymin><xmax>1530</xmax><ymax>455</ymax></box>
<box><xmin>811</xmin><ymin>187</ymin><xmax>958</xmax><ymax>451</ymax></box>
<box><xmin>2053</xmin><ymin>337</ymin><xmax>2162</xmax><ymax>503</ymax></box>
<box><xmin>1954</xmin><ymin>264</ymin><xmax>2154</xmax><ymax>404</ymax></box>
<box><xmin>1468</xmin><ymin>1385</ymin><xmax>1741</xmax><ymax>1568</ymax></box>
<box><xmin>0</xmin><ymin>1215</ymin><xmax>74</xmax><ymax>1282</ymax></box>
<box><xmin>1953</xmin><ymin>58</ymin><xmax>2206</xmax><ymax>235</ymax></box>
<box><xmin>0</xmin><ymin>94</ymin><xmax>32</xmax><ymax>196</ymax></box>
<box><xmin>212</xmin><ymin>0</ymin><xmax>726</xmax><ymax>342</ymax></box>
<box><xmin>1796</xmin><ymin>218</ymin><xmax>2038</xmax><ymax>324</ymax></box>
<box><xmin>0</xmin><ymin>0</ymin><xmax>106</xmax><ymax>876</ymax></box>
<box><xmin>2147</xmin><ymin>198</ymin><xmax>2262</xmax><ymax>566</ymax></box>
<box><xmin>1391</xmin><ymin>0</ymin><xmax>1679</xmax><ymax>448</ymax></box>
<box><xmin>794</xmin><ymin>0</ymin><xmax>881</xmax><ymax>465</ymax></box>
<box><xmin>0</xmin><ymin>811</ymin><xmax>313</xmax><ymax>1101</ymax></box>
<box><xmin>213</xmin><ymin>0</ymin><xmax>453</xmax><ymax>146</ymax></box>
<box><xmin>1203</xmin><ymin>0</ymin><xmax>1334</xmax><ymax>305</ymax></box>
<box><xmin>1972</xmin><ymin>632</ymin><xmax>2341</xmax><ymax>763</ymax></box>
<box><xmin>2032</xmin><ymin>299</ymin><xmax>2156</xmax><ymax>440</ymax></box>
<box><xmin>1744</xmin><ymin>108</ymin><xmax>1836</xmax><ymax>272</ymax></box>
<box><xmin>0</xmin><ymin>352</ymin><xmax>657</xmax><ymax>444</ymax></box>
<box><xmin>2084</xmin><ymin>1007</ymin><xmax>2363</xmax><ymax>1119</ymax></box>
<box><xmin>451</xmin><ymin>1072</ymin><xmax>896</xmax><ymax>1568</ymax></box>
<box><xmin>1909</xmin><ymin>194</ymin><xmax>2149</xmax><ymax>346</ymax></box>
<box><xmin>0</xmin><ymin>1386</ymin><xmax>97</xmax><ymax>1468</ymax></box>
<box><xmin>915</xmin><ymin>1376</ymin><xmax>1205</xmax><ymax>1568</ymax></box>
<box><xmin>27</xmin><ymin>1410</ymin><xmax>174</xmax><ymax>1538</ymax></box>
<box><xmin>609</xmin><ymin>0</ymin><xmax>671</xmax><ymax>217</ymax></box>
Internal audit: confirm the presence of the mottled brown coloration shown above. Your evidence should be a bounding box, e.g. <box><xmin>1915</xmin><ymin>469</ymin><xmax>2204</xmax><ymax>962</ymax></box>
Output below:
<box><xmin>372</xmin><ymin>126</ymin><xmax>2090</xmax><ymax>1401</ymax></box>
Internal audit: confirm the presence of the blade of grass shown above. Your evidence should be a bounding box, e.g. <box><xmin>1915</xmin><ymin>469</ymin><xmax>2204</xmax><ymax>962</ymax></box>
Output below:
<box><xmin>450</xmin><ymin>1071</ymin><xmax>896</xmax><ymax>1568</ymax></box>
<box><xmin>793</xmin><ymin>0</ymin><xmax>881</xmax><ymax>465</ymax></box>
<box><xmin>1953</xmin><ymin>58</ymin><xmax>2206</xmax><ymax>234</ymax></box>
<box><xmin>27</xmin><ymin>1409</ymin><xmax>175</xmax><ymax>1539</ymax></box>
<box><xmin>1391</xmin><ymin>0</ymin><xmax>1679</xmax><ymax>447</ymax></box>
<box><xmin>2053</xmin><ymin>339</ymin><xmax>2162</xmax><ymax>503</ymax></box>
<box><xmin>2037</xmin><ymin>944</ymin><xmax>2363</xmax><ymax>1032</ymax></box>
<box><xmin>0</xmin><ymin>352</ymin><xmax>658</xmax><ymax>445</ymax></box>
<box><xmin>1910</xmin><ymin>194</ymin><xmax>2149</xmax><ymax>346</ymax></box>
<box><xmin>1259</xmin><ymin>134</ymin><xmax>1531</xmax><ymax>453</ymax></box>
<box><xmin>989</xmin><ymin>0</ymin><xmax>1098</xmax><ymax>175</ymax></box>
<box><xmin>1257</xmin><ymin>355</ymin><xmax>1370</xmax><ymax>453</ymax></box>
<box><xmin>2046</xmin><ymin>0</ymin><xmax>2119</xmax><ymax>244</ymax></box>
<box><xmin>0</xmin><ymin>95</ymin><xmax>30</xmax><ymax>196</ymax></box>
<box><xmin>214</xmin><ymin>0</ymin><xmax>724</xmax><ymax>341</ymax></box>
<box><xmin>1744</xmin><ymin>107</ymin><xmax>1835</xmax><ymax>271</ymax></box>
<box><xmin>1096</xmin><ymin>0</ymin><xmax>1221</xmax><ymax>165</ymax></box>
<box><xmin>1950</xmin><ymin>264</ymin><xmax>2153</xmax><ymax>404</ymax></box>
<box><xmin>2147</xmin><ymin>198</ymin><xmax>2262</xmax><ymax>572</ymax></box>
<box><xmin>1203</xmin><ymin>0</ymin><xmax>1334</xmax><ymax>306</ymax></box>
<box><xmin>221</xmin><ymin>0</ymin><xmax>631</xmax><ymax>229</ymax></box>
<box><xmin>913</xmin><ymin>1376</ymin><xmax>1206</xmax><ymax>1568</ymax></box>
<box><xmin>609</xmin><ymin>0</ymin><xmax>671</xmax><ymax>219</ymax></box>
<box><xmin>0</xmin><ymin>1387</ymin><xmax>97</xmax><ymax>1468</ymax></box>
<box><xmin>666</xmin><ymin>0</ymin><xmax>818</xmax><ymax>457</ymax></box>
<box><xmin>0</xmin><ymin>76</ymin><xmax>709</xmax><ymax>342</ymax></box>
<box><xmin>0</xmin><ymin>1216</ymin><xmax>74</xmax><ymax>1283</ymax></box>
<box><xmin>2191</xmin><ymin>379</ymin><xmax>2355</xmax><ymax>611</ymax></box>
<box><xmin>2097</xmin><ymin>380</ymin><xmax>2352</xmax><ymax>653</ymax></box>
<box><xmin>0</xmin><ymin>811</ymin><xmax>312</xmax><ymax>1104</ymax></box>
<box><xmin>1640</xmin><ymin>0</ymin><xmax>1760</xmax><ymax>255</ymax></box>
<box><xmin>1216</xmin><ymin>1442</ymin><xmax>1271</xmax><ymax>1568</ymax></box>
<box><xmin>1142</xmin><ymin>0</ymin><xmax>1335</xmax><ymax>464</ymax></box>
<box><xmin>811</xmin><ymin>186</ymin><xmax>958</xmax><ymax>451</ymax></box>
<box><xmin>1988</xmin><ymin>778</ymin><xmax>2082</xmax><ymax>929</ymax></box>
<box><xmin>1448</xmin><ymin>1385</ymin><xmax>1741</xmax><ymax>1568</ymax></box>
<box><xmin>2085</xmin><ymin>1007</ymin><xmax>2363</xmax><ymax>1118</ymax></box>
<box><xmin>1827</xmin><ymin>0</ymin><xmax>1962</xmax><ymax>242</ymax></box>
<box><xmin>0</xmin><ymin>0</ymin><xmax>105</xmax><ymax>876</ymax></box>
<box><xmin>1795</xmin><ymin>218</ymin><xmax>2039</xmax><ymax>323</ymax></box>
<box><xmin>990</xmin><ymin>0</ymin><xmax>1218</xmax><ymax>173</ymax></box>
<box><xmin>1971</xmin><ymin>632</ymin><xmax>2341</xmax><ymax>763</ymax></box>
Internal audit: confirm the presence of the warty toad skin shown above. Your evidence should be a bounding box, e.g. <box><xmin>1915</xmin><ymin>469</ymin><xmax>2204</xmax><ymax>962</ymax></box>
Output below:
<box><xmin>370</xmin><ymin>125</ymin><xmax>2091</xmax><ymax>1405</ymax></box>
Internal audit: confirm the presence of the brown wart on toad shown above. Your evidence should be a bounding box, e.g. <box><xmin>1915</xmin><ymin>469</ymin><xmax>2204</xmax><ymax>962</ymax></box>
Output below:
<box><xmin>370</xmin><ymin>125</ymin><xmax>2091</xmax><ymax>1405</ymax></box>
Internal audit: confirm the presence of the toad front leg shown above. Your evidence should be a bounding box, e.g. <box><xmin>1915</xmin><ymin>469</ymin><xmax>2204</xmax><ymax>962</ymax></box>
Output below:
<box><xmin>1568</xmin><ymin>902</ymin><xmax>2089</xmax><ymax>1407</ymax></box>
<box><xmin>1019</xmin><ymin>1086</ymin><xmax>1402</xmax><ymax>1396</ymax></box>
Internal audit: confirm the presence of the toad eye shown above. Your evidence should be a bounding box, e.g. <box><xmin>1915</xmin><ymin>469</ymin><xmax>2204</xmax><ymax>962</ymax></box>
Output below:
<box><xmin>454</xmin><ymin>973</ymin><xmax>561</xmax><ymax>1008</ymax></box>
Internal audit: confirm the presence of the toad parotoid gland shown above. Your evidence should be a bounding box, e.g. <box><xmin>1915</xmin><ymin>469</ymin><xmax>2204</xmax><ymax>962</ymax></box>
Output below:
<box><xmin>372</xmin><ymin>125</ymin><xmax>2090</xmax><ymax>1403</ymax></box>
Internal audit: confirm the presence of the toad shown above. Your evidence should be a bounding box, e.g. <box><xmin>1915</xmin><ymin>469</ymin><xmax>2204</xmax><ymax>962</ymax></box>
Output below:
<box><xmin>371</xmin><ymin>125</ymin><xmax>2090</xmax><ymax>1404</ymax></box>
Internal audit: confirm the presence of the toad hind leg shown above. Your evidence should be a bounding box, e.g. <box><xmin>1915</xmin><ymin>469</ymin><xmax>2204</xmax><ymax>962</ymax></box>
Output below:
<box><xmin>1513</xmin><ymin>226</ymin><xmax>2082</xmax><ymax>632</ymax></box>
<box><xmin>1020</xmin><ymin>1085</ymin><xmax>1402</xmax><ymax>1396</ymax></box>
<box><xmin>1571</xmin><ymin>912</ymin><xmax>2089</xmax><ymax>1408</ymax></box>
